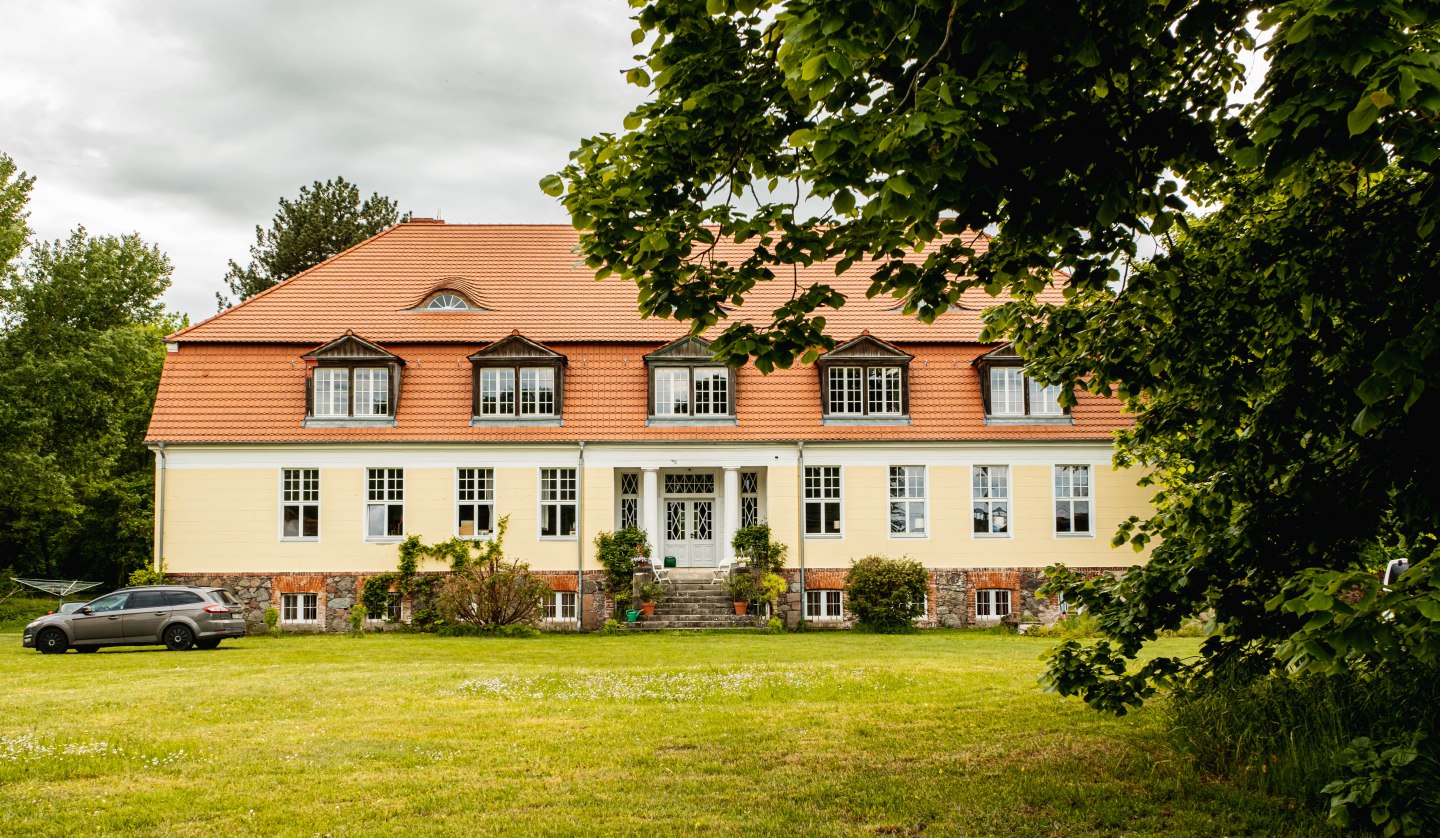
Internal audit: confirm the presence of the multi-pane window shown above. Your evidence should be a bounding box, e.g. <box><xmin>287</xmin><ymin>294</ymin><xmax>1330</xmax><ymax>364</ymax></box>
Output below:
<box><xmin>367</xmin><ymin>592</ymin><xmax>402</xmax><ymax>622</ymax></box>
<box><xmin>545</xmin><ymin>591</ymin><xmax>578</xmax><ymax>621</ymax></box>
<box><xmin>987</xmin><ymin>366</ymin><xmax>1063</xmax><ymax>417</ymax></box>
<box><xmin>365</xmin><ymin>468</ymin><xmax>404</xmax><ymax>539</ymax></box>
<box><xmin>975</xmin><ymin>589</ymin><xmax>1011</xmax><ymax>621</ymax></box>
<box><xmin>868</xmin><ymin>367</ymin><xmax>903</xmax><ymax>414</ymax></box>
<box><xmin>281</xmin><ymin>468</ymin><xmax>319</xmax><ymax>539</ymax></box>
<box><xmin>740</xmin><ymin>471</ymin><xmax>760</xmax><ymax>528</ymax></box>
<box><xmin>1055</xmin><ymin>465</ymin><xmax>1093</xmax><ymax>534</ymax></box>
<box><xmin>827</xmin><ymin>367</ymin><xmax>864</xmax><ymax>414</ymax></box>
<box><xmin>805</xmin><ymin>590</ymin><xmax>844</xmax><ymax>620</ymax></box>
<box><xmin>540</xmin><ymin>468</ymin><xmax>578</xmax><ymax>538</ymax></box>
<box><xmin>888</xmin><ymin>466</ymin><xmax>926</xmax><ymax>536</ymax></box>
<box><xmin>803</xmin><ymin>466</ymin><xmax>842</xmax><ymax>536</ymax></box>
<box><xmin>652</xmin><ymin>367</ymin><xmax>731</xmax><ymax>417</ymax></box>
<box><xmin>281</xmin><ymin>592</ymin><xmax>319</xmax><ymax>624</ymax></box>
<box><xmin>619</xmin><ymin>472</ymin><xmax>639</xmax><ymax>529</ymax></box>
<box><xmin>353</xmin><ymin>368</ymin><xmax>390</xmax><ymax>416</ymax></box>
<box><xmin>311</xmin><ymin>367</ymin><xmax>392</xmax><ymax>418</ymax></box>
<box><xmin>520</xmin><ymin>367</ymin><xmax>557</xmax><ymax>415</ymax></box>
<box><xmin>457</xmin><ymin>468</ymin><xmax>495</xmax><ymax>538</ymax></box>
<box><xmin>478</xmin><ymin>368</ymin><xmax>516</xmax><ymax>416</ymax></box>
<box><xmin>972</xmin><ymin>466</ymin><xmax>1010</xmax><ymax>536</ymax></box>
<box><xmin>312</xmin><ymin>369</ymin><xmax>349</xmax><ymax>417</ymax></box>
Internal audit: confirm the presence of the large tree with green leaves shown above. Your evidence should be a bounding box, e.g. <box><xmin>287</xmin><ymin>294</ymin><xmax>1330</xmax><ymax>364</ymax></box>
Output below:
<box><xmin>0</xmin><ymin>153</ymin><xmax>179</xmax><ymax>585</ymax></box>
<box><xmin>217</xmin><ymin>176</ymin><xmax>404</xmax><ymax>309</ymax></box>
<box><xmin>547</xmin><ymin>1</ymin><xmax>1440</xmax><ymax>828</ymax></box>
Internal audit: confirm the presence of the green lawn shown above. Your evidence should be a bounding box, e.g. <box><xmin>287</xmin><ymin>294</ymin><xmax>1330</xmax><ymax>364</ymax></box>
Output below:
<box><xmin>0</xmin><ymin>630</ymin><xmax>1327</xmax><ymax>837</ymax></box>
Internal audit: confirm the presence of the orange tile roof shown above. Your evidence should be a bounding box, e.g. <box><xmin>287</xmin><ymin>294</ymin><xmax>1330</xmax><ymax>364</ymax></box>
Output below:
<box><xmin>147</xmin><ymin>341</ymin><xmax>1127</xmax><ymax>443</ymax></box>
<box><xmin>170</xmin><ymin>223</ymin><xmax>1029</xmax><ymax>345</ymax></box>
<box><xmin>148</xmin><ymin>223</ymin><xmax>1130</xmax><ymax>444</ymax></box>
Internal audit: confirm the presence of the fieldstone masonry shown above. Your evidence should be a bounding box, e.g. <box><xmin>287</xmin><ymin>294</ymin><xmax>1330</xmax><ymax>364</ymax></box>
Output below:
<box><xmin>169</xmin><ymin>567</ymin><xmax>1125</xmax><ymax>632</ymax></box>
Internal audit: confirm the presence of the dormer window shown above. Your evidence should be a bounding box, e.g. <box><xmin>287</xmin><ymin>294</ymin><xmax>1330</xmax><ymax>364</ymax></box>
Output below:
<box><xmin>816</xmin><ymin>334</ymin><xmax>912</xmax><ymax>424</ymax></box>
<box><xmin>426</xmin><ymin>293</ymin><xmax>470</xmax><ymax>310</ymax></box>
<box><xmin>302</xmin><ymin>333</ymin><xmax>403</xmax><ymax>427</ymax></box>
<box><xmin>974</xmin><ymin>344</ymin><xmax>1071</xmax><ymax>423</ymax></box>
<box><xmin>469</xmin><ymin>333</ymin><xmax>566</xmax><ymax>425</ymax></box>
<box><xmin>645</xmin><ymin>337</ymin><xmax>737</xmax><ymax>425</ymax></box>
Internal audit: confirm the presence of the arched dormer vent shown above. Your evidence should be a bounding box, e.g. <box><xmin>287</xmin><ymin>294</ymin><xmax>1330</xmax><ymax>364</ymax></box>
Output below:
<box><xmin>403</xmin><ymin>278</ymin><xmax>490</xmax><ymax>312</ymax></box>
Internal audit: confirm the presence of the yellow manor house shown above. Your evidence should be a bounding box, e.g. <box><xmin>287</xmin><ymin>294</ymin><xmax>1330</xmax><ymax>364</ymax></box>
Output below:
<box><xmin>144</xmin><ymin>220</ymin><xmax>1153</xmax><ymax>631</ymax></box>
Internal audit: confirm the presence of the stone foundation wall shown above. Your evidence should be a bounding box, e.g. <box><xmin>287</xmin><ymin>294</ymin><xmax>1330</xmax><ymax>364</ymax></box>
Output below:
<box><xmin>171</xmin><ymin>566</ymin><xmax>1125</xmax><ymax>632</ymax></box>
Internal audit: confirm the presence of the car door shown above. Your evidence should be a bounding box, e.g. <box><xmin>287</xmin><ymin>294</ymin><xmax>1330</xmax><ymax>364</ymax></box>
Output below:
<box><xmin>70</xmin><ymin>592</ymin><xmax>130</xmax><ymax>643</ymax></box>
<box><xmin>121</xmin><ymin>590</ymin><xmax>172</xmax><ymax>642</ymax></box>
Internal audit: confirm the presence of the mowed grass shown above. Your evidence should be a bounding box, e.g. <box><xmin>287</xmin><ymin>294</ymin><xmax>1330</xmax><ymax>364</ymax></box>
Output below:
<box><xmin>0</xmin><ymin>630</ymin><xmax>1328</xmax><ymax>837</ymax></box>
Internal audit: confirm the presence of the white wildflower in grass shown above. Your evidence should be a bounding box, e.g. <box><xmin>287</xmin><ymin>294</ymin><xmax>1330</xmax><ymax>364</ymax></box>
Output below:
<box><xmin>0</xmin><ymin>734</ymin><xmax>201</xmax><ymax>769</ymax></box>
<box><xmin>458</xmin><ymin>664</ymin><xmax>890</xmax><ymax>702</ymax></box>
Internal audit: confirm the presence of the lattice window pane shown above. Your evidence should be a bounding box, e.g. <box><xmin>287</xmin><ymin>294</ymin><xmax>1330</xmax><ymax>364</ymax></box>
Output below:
<box><xmin>664</xmin><ymin>474</ymin><xmax>714</xmax><ymax>494</ymax></box>
<box><xmin>741</xmin><ymin>496</ymin><xmax>759</xmax><ymax>528</ymax></box>
<box><xmin>693</xmin><ymin>501</ymin><xmax>713</xmax><ymax>540</ymax></box>
<box><xmin>667</xmin><ymin>501</ymin><xmax>685</xmax><ymax>541</ymax></box>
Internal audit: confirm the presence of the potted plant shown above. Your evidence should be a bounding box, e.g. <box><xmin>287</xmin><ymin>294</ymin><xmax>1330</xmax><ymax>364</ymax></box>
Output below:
<box><xmin>638</xmin><ymin>580</ymin><xmax>665</xmax><ymax>617</ymax></box>
<box><xmin>724</xmin><ymin>572</ymin><xmax>759</xmax><ymax>615</ymax></box>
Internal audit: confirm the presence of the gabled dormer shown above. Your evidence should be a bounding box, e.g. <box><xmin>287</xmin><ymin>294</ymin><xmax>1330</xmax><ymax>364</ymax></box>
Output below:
<box><xmin>817</xmin><ymin>333</ymin><xmax>913</xmax><ymax>425</ymax></box>
<box><xmin>644</xmin><ymin>336</ymin><xmax>736</xmax><ymax>426</ymax></box>
<box><xmin>469</xmin><ymin>332</ymin><xmax>566</xmax><ymax>426</ymax></box>
<box><xmin>302</xmin><ymin>332</ymin><xmax>404</xmax><ymax>427</ymax></box>
<box><xmin>973</xmin><ymin>343</ymin><xmax>1071</xmax><ymax>424</ymax></box>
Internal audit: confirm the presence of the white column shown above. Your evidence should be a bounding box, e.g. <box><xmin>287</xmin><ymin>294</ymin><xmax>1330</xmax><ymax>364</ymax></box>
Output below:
<box><xmin>722</xmin><ymin>467</ymin><xmax>740</xmax><ymax>562</ymax></box>
<box><xmin>641</xmin><ymin>468</ymin><xmax>661</xmax><ymax>557</ymax></box>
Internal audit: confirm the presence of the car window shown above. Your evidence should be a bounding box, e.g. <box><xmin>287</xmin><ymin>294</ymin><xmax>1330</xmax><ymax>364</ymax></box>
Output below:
<box><xmin>165</xmin><ymin>591</ymin><xmax>205</xmax><ymax>606</ymax></box>
<box><xmin>86</xmin><ymin>593</ymin><xmax>130</xmax><ymax>612</ymax></box>
<box><xmin>212</xmin><ymin>590</ymin><xmax>240</xmax><ymax>605</ymax></box>
<box><xmin>129</xmin><ymin>591</ymin><xmax>169</xmax><ymax>609</ymax></box>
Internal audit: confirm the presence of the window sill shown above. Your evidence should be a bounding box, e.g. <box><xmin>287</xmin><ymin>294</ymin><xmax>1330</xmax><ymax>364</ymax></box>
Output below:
<box><xmin>457</xmin><ymin>534</ymin><xmax>495</xmax><ymax>541</ymax></box>
<box><xmin>888</xmin><ymin>532</ymin><xmax>928</xmax><ymax>540</ymax></box>
<box><xmin>1055</xmin><ymin>532</ymin><xmax>1095</xmax><ymax>539</ymax></box>
<box><xmin>982</xmin><ymin>415</ymin><xmax>1074</xmax><ymax>426</ymax></box>
<box><xmin>365</xmin><ymin>537</ymin><xmax>405</xmax><ymax>544</ymax></box>
<box><xmin>821</xmin><ymin>416</ymin><xmax>912</xmax><ymax>426</ymax></box>
<box><xmin>539</xmin><ymin>536</ymin><xmax>578</xmax><ymax>541</ymax></box>
<box><xmin>803</xmin><ymin>533</ymin><xmax>844</xmax><ymax>540</ymax></box>
<box><xmin>646</xmin><ymin>416</ymin><xmax>739</xmax><ymax>427</ymax></box>
<box><xmin>279</xmin><ymin>537</ymin><xmax>320</xmax><ymax>543</ymax></box>
<box><xmin>470</xmin><ymin>416</ymin><xmax>563</xmax><ymax>427</ymax></box>
<box><xmin>303</xmin><ymin>417</ymin><xmax>397</xmax><ymax>428</ymax></box>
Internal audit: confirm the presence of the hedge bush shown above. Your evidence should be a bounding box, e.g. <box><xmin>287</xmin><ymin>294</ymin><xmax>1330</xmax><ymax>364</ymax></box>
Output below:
<box><xmin>843</xmin><ymin>555</ymin><xmax>927</xmax><ymax>632</ymax></box>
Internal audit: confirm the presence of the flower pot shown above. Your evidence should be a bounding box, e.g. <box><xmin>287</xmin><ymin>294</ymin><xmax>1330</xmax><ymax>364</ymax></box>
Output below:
<box><xmin>640</xmin><ymin>602</ymin><xmax>656</xmax><ymax>617</ymax></box>
<box><xmin>733</xmin><ymin>601</ymin><xmax>748</xmax><ymax>616</ymax></box>
<box><xmin>625</xmin><ymin>609</ymin><xmax>640</xmax><ymax>623</ymax></box>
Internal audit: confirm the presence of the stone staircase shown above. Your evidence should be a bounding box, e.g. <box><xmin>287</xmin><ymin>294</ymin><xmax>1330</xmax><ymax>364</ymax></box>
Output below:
<box><xmin>627</xmin><ymin>573</ymin><xmax>765</xmax><ymax>631</ymax></box>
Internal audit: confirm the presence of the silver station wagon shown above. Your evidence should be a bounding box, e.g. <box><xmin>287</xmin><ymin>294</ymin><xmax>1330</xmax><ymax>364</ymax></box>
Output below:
<box><xmin>22</xmin><ymin>585</ymin><xmax>247</xmax><ymax>653</ymax></box>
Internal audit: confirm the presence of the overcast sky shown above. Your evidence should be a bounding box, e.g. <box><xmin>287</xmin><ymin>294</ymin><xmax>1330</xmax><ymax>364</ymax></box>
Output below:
<box><xmin>0</xmin><ymin>0</ymin><xmax>645</xmax><ymax>320</ymax></box>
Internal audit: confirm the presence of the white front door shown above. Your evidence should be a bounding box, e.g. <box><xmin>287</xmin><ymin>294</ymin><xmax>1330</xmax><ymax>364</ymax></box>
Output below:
<box><xmin>665</xmin><ymin>500</ymin><xmax>715</xmax><ymax>567</ymax></box>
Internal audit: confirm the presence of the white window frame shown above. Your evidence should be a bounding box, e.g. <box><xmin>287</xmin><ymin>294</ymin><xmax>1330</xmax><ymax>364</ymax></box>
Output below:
<box><xmin>312</xmin><ymin>368</ymin><xmax>350</xmax><ymax>417</ymax></box>
<box><xmin>868</xmin><ymin>366</ymin><xmax>904</xmax><ymax>415</ymax></box>
<box><xmin>617</xmin><ymin>471</ymin><xmax>640</xmax><ymax>529</ymax></box>
<box><xmin>804</xmin><ymin>589</ymin><xmax>844</xmax><ymax>621</ymax></box>
<box><xmin>1027</xmin><ymin>379</ymin><xmax>1065</xmax><ymax>416</ymax></box>
<box><xmin>1054</xmin><ymin>464</ymin><xmax>1095</xmax><ymax>537</ymax></box>
<box><xmin>739</xmin><ymin>470</ymin><xmax>761</xmax><ymax>529</ymax></box>
<box><xmin>478</xmin><ymin>368</ymin><xmax>516</xmax><ymax>416</ymax></box>
<box><xmin>971</xmin><ymin>465</ymin><xmax>1012</xmax><ymax>539</ymax></box>
<box><xmin>364</xmin><ymin>468</ymin><xmax>405</xmax><ymax>541</ymax></box>
<box><xmin>989</xmin><ymin>367</ymin><xmax>1025</xmax><ymax>416</ymax></box>
<box><xmin>692</xmin><ymin>367</ymin><xmax>729</xmax><ymax>416</ymax></box>
<box><xmin>366</xmin><ymin>591</ymin><xmax>403</xmax><ymax>623</ymax></box>
<box><xmin>827</xmin><ymin>366</ymin><xmax>864</xmax><ymax>415</ymax></box>
<box><xmin>654</xmin><ymin>368</ymin><xmax>691</xmax><ymax>416</ymax></box>
<box><xmin>279</xmin><ymin>468</ymin><xmax>320</xmax><ymax>542</ymax></box>
<box><xmin>887</xmin><ymin>465</ymin><xmax>927</xmax><ymax>538</ymax></box>
<box><xmin>803</xmin><ymin>465</ymin><xmax>843</xmax><ymax>538</ymax></box>
<box><xmin>281</xmin><ymin>592</ymin><xmax>319</xmax><ymax>625</ymax></box>
<box><xmin>975</xmin><ymin>588</ymin><xmax>1011</xmax><ymax>622</ymax></box>
<box><xmin>352</xmin><ymin>367</ymin><xmax>390</xmax><ymax>417</ymax></box>
<box><xmin>456</xmin><ymin>467</ymin><xmax>495</xmax><ymax>540</ymax></box>
<box><xmin>544</xmin><ymin>591</ymin><xmax>578</xmax><ymax>622</ymax></box>
<box><xmin>539</xmin><ymin>467</ymin><xmax>578</xmax><ymax>540</ymax></box>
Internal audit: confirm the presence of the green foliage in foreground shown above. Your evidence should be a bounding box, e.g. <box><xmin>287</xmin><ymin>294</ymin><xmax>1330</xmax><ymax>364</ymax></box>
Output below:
<box><xmin>844</xmin><ymin>555</ymin><xmax>927</xmax><ymax>632</ymax></box>
<box><xmin>0</xmin><ymin>632</ymin><xmax>1330</xmax><ymax>837</ymax></box>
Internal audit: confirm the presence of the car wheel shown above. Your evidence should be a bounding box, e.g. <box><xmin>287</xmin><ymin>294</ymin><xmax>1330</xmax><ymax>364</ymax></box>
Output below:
<box><xmin>75</xmin><ymin>645</ymin><xmax>99</xmax><ymax>654</ymax></box>
<box><xmin>164</xmin><ymin>624</ymin><xmax>195</xmax><ymax>651</ymax></box>
<box><xmin>194</xmin><ymin>639</ymin><xmax>220</xmax><ymax>650</ymax></box>
<box><xmin>37</xmin><ymin>628</ymin><xmax>68</xmax><ymax>654</ymax></box>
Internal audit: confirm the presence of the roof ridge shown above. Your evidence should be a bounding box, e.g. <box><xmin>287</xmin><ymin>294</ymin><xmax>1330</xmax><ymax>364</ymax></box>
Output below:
<box><xmin>168</xmin><ymin>222</ymin><xmax>411</xmax><ymax>340</ymax></box>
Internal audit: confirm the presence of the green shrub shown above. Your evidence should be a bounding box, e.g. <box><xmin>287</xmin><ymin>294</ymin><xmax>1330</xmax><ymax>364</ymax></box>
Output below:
<box><xmin>757</xmin><ymin>572</ymin><xmax>787</xmax><ymax>608</ymax></box>
<box><xmin>765</xmin><ymin>616</ymin><xmax>784</xmax><ymax>634</ymax></box>
<box><xmin>843</xmin><ymin>555</ymin><xmax>927</xmax><ymax>632</ymax></box>
<box><xmin>127</xmin><ymin>559</ymin><xmax>167</xmax><ymax>587</ymax></box>
<box><xmin>723</xmin><ymin>572</ymin><xmax>760</xmax><ymax>602</ymax></box>
<box><xmin>0</xmin><ymin>595</ymin><xmax>55</xmax><ymax>630</ymax></box>
<box><xmin>437</xmin><ymin>520</ymin><xmax>549</xmax><ymax>630</ymax></box>
<box><xmin>1025</xmin><ymin>612</ymin><xmax>1102</xmax><ymax>639</ymax></box>
<box><xmin>599</xmin><ymin>618</ymin><xmax>624</xmax><ymax>636</ymax></box>
<box><xmin>263</xmin><ymin>607</ymin><xmax>280</xmax><ymax>636</ymax></box>
<box><xmin>732</xmin><ymin>524</ymin><xmax>787</xmax><ymax>575</ymax></box>
<box><xmin>347</xmin><ymin>607</ymin><xmax>365</xmax><ymax>636</ymax></box>
<box><xmin>1167</xmin><ymin>659</ymin><xmax>1439</xmax><ymax>834</ymax></box>
<box><xmin>594</xmin><ymin>526</ymin><xmax>649</xmax><ymax>616</ymax></box>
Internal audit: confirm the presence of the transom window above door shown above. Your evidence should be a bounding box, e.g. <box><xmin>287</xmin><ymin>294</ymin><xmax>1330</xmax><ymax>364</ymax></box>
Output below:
<box><xmin>664</xmin><ymin>473</ymin><xmax>715</xmax><ymax>494</ymax></box>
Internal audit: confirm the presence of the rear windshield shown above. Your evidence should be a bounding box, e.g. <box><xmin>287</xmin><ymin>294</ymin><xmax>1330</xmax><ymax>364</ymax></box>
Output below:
<box><xmin>212</xmin><ymin>590</ymin><xmax>241</xmax><ymax>605</ymax></box>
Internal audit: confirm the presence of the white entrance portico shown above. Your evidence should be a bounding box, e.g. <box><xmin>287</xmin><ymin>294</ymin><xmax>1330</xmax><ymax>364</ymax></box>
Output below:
<box><xmin>632</xmin><ymin>466</ymin><xmax>763</xmax><ymax>568</ymax></box>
